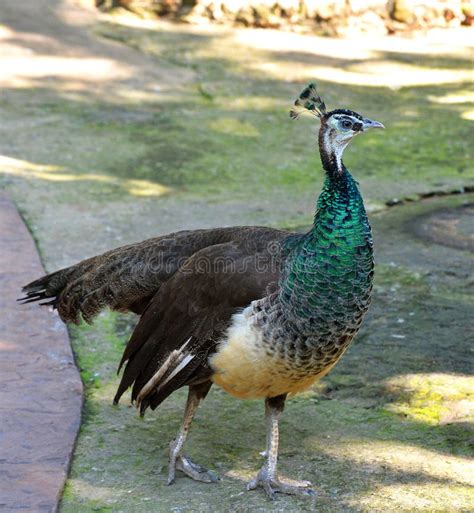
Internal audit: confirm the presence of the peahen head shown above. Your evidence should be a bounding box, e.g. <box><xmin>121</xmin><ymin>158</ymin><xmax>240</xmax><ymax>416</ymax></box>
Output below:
<box><xmin>290</xmin><ymin>83</ymin><xmax>384</xmax><ymax>175</ymax></box>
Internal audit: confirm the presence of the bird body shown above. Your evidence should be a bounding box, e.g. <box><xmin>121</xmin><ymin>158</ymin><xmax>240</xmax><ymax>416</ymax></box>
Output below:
<box><xmin>211</xmin><ymin>307</ymin><xmax>337</xmax><ymax>398</ymax></box>
<box><xmin>212</xmin><ymin>170</ymin><xmax>373</xmax><ymax>400</ymax></box>
<box><xmin>20</xmin><ymin>83</ymin><xmax>383</xmax><ymax>498</ymax></box>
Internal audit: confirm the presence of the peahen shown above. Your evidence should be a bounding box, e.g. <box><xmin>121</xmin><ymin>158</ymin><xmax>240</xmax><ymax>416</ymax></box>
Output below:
<box><xmin>20</xmin><ymin>83</ymin><xmax>384</xmax><ymax>498</ymax></box>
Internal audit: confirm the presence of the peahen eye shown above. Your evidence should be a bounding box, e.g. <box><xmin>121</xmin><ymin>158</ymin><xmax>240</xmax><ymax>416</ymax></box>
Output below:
<box><xmin>342</xmin><ymin>120</ymin><xmax>352</xmax><ymax>130</ymax></box>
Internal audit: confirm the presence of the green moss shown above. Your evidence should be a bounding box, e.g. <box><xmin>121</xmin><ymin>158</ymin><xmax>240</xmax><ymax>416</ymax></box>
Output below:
<box><xmin>387</xmin><ymin>382</ymin><xmax>447</xmax><ymax>424</ymax></box>
<box><xmin>376</xmin><ymin>264</ymin><xmax>426</xmax><ymax>288</ymax></box>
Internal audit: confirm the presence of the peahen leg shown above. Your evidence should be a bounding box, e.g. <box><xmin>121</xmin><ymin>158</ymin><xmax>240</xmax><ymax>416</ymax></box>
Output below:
<box><xmin>247</xmin><ymin>394</ymin><xmax>316</xmax><ymax>499</ymax></box>
<box><xmin>167</xmin><ymin>382</ymin><xmax>218</xmax><ymax>485</ymax></box>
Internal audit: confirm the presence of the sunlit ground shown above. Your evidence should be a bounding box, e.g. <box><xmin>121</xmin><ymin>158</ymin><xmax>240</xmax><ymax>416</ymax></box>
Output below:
<box><xmin>0</xmin><ymin>1</ymin><xmax>473</xmax><ymax>511</ymax></box>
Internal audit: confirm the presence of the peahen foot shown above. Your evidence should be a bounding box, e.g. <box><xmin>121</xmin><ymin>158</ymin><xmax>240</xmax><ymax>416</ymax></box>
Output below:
<box><xmin>168</xmin><ymin>452</ymin><xmax>219</xmax><ymax>484</ymax></box>
<box><xmin>166</xmin><ymin>385</ymin><xmax>218</xmax><ymax>485</ymax></box>
<box><xmin>247</xmin><ymin>468</ymin><xmax>316</xmax><ymax>499</ymax></box>
<box><xmin>246</xmin><ymin>395</ymin><xmax>316</xmax><ymax>499</ymax></box>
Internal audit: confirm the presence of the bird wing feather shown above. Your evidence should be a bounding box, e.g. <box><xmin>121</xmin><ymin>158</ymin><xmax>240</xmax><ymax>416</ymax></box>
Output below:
<box><xmin>20</xmin><ymin>227</ymin><xmax>288</xmax><ymax>324</ymax></box>
<box><xmin>114</xmin><ymin>237</ymin><xmax>287</xmax><ymax>413</ymax></box>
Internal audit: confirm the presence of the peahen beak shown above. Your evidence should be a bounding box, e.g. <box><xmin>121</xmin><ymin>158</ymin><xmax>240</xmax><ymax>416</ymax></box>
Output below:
<box><xmin>362</xmin><ymin>118</ymin><xmax>385</xmax><ymax>131</ymax></box>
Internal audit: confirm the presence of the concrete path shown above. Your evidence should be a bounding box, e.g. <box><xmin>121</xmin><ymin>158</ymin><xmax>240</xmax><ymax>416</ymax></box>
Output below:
<box><xmin>0</xmin><ymin>194</ymin><xmax>83</xmax><ymax>513</ymax></box>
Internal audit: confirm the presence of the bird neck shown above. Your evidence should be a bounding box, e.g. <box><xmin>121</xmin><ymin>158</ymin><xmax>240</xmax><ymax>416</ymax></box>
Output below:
<box><xmin>318</xmin><ymin>125</ymin><xmax>350</xmax><ymax>178</ymax></box>
<box><xmin>313</xmin><ymin>169</ymin><xmax>367</xmax><ymax>234</ymax></box>
<box><xmin>279</xmin><ymin>165</ymin><xmax>373</xmax><ymax>323</ymax></box>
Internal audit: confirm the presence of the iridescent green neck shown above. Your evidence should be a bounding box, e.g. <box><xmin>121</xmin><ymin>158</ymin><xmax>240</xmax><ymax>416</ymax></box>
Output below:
<box><xmin>315</xmin><ymin>168</ymin><xmax>368</xmax><ymax>233</ymax></box>
<box><xmin>310</xmin><ymin>169</ymin><xmax>371</xmax><ymax>259</ymax></box>
<box><xmin>280</xmin><ymin>167</ymin><xmax>373</xmax><ymax>322</ymax></box>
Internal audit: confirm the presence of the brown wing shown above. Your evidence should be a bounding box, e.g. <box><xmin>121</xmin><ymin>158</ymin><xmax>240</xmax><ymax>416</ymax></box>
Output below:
<box><xmin>20</xmin><ymin>226</ymin><xmax>289</xmax><ymax>323</ymax></box>
<box><xmin>114</xmin><ymin>236</ymin><xmax>287</xmax><ymax>414</ymax></box>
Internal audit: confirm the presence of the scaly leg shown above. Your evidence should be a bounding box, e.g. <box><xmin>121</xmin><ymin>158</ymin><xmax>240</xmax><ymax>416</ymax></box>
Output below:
<box><xmin>247</xmin><ymin>394</ymin><xmax>316</xmax><ymax>499</ymax></box>
<box><xmin>167</xmin><ymin>382</ymin><xmax>218</xmax><ymax>485</ymax></box>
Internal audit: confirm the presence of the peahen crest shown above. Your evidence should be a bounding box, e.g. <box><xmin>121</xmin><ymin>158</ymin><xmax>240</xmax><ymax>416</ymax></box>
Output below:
<box><xmin>290</xmin><ymin>83</ymin><xmax>327</xmax><ymax>120</ymax></box>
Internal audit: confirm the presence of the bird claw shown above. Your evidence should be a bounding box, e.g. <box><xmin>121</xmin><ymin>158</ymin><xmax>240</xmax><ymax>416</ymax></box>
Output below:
<box><xmin>247</xmin><ymin>470</ymin><xmax>316</xmax><ymax>499</ymax></box>
<box><xmin>168</xmin><ymin>454</ymin><xmax>219</xmax><ymax>485</ymax></box>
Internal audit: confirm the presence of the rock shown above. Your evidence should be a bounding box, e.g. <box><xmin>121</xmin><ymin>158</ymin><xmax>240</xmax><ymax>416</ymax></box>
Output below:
<box><xmin>304</xmin><ymin>0</ymin><xmax>347</xmax><ymax>20</ymax></box>
<box><xmin>461</xmin><ymin>1</ymin><xmax>474</xmax><ymax>24</ymax></box>
<box><xmin>342</xmin><ymin>9</ymin><xmax>388</xmax><ymax>36</ymax></box>
<box><xmin>389</xmin><ymin>0</ymin><xmax>415</xmax><ymax>23</ymax></box>
<box><xmin>253</xmin><ymin>5</ymin><xmax>282</xmax><ymax>28</ymax></box>
<box><xmin>95</xmin><ymin>0</ymin><xmax>470</xmax><ymax>32</ymax></box>
<box><xmin>389</xmin><ymin>0</ymin><xmax>465</xmax><ymax>27</ymax></box>
<box><xmin>220</xmin><ymin>0</ymin><xmax>248</xmax><ymax>15</ymax></box>
<box><xmin>235</xmin><ymin>5</ymin><xmax>255</xmax><ymax>25</ymax></box>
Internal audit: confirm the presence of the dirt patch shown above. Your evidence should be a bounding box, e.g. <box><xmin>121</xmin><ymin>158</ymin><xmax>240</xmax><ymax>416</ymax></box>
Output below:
<box><xmin>411</xmin><ymin>203</ymin><xmax>474</xmax><ymax>251</ymax></box>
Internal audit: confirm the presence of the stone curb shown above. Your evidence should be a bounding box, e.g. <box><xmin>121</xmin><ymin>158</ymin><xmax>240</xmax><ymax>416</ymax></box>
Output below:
<box><xmin>0</xmin><ymin>194</ymin><xmax>83</xmax><ymax>513</ymax></box>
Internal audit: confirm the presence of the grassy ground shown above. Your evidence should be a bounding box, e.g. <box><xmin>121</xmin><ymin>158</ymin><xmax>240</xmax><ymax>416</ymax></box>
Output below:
<box><xmin>1</xmin><ymin>2</ymin><xmax>473</xmax><ymax>511</ymax></box>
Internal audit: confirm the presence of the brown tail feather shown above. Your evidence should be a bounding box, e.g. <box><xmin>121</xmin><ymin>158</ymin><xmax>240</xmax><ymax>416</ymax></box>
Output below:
<box><xmin>19</xmin><ymin>268</ymin><xmax>75</xmax><ymax>308</ymax></box>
